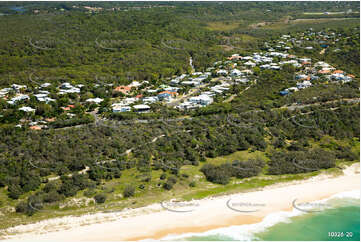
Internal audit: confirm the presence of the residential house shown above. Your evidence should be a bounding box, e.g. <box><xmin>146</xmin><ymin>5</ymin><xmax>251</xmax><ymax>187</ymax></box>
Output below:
<box><xmin>288</xmin><ymin>87</ymin><xmax>299</xmax><ymax>92</ymax></box>
<box><xmin>216</xmin><ymin>69</ymin><xmax>228</xmax><ymax>76</ymax></box>
<box><xmin>7</xmin><ymin>94</ymin><xmax>30</xmax><ymax>105</ymax></box>
<box><xmin>129</xmin><ymin>81</ymin><xmax>142</xmax><ymax>88</ymax></box>
<box><xmin>30</xmin><ymin>125</ymin><xmax>42</xmax><ymax>130</ymax></box>
<box><xmin>297</xmin><ymin>80</ymin><xmax>312</xmax><ymax>89</ymax></box>
<box><xmin>133</xmin><ymin>104</ymin><xmax>151</xmax><ymax>113</ymax></box>
<box><xmin>176</xmin><ymin>101</ymin><xmax>198</xmax><ymax>110</ymax></box>
<box><xmin>143</xmin><ymin>96</ymin><xmax>158</xmax><ymax>104</ymax></box>
<box><xmin>244</xmin><ymin>61</ymin><xmax>256</xmax><ymax>67</ymax></box>
<box><xmin>58</xmin><ymin>82</ymin><xmax>80</xmax><ymax>94</ymax></box>
<box><xmin>112</xmin><ymin>105</ymin><xmax>131</xmax><ymax>113</ymax></box>
<box><xmin>235</xmin><ymin>78</ymin><xmax>249</xmax><ymax>84</ymax></box>
<box><xmin>240</xmin><ymin>69</ymin><xmax>253</xmax><ymax>75</ymax></box>
<box><xmin>114</xmin><ymin>86</ymin><xmax>132</xmax><ymax>95</ymax></box>
<box><xmin>86</xmin><ymin>98</ymin><xmax>104</xmax><ymax>104</ymax></box>
<box><xmin>181</xmin><ymin>80</ymin><xmax>200</xmax><ymax>86</ymax></box>
<box><xmin>41</xmin><ymin>83</ymin><xmax>51</xmax><ymax>88</ymax></box>
<box><xmin>189</xmin><ymin>94</ymin><xmax>213</xmax><ymax>106</ymax></box>
<box><xmin>34</xmin><ymin>94</ymin><xmax>55</xmax><ymax>103</ymax></box>
<box><xmin>11</xmin><ymin>84</ymin><xmax>27</xmax><ymax>92</ymax></box>
<box><xmin>19</xmin><ymin>106</ymin><xmax>35</xmax><ymax>112</ymax></box>
<box><xmin>230</xmin><ymin>69</ymin><xmax>242</xmax><ymax>77</ymax></box>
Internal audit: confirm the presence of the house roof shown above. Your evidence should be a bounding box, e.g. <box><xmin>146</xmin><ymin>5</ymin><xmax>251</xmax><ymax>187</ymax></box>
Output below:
<box><xmin>133</xmin><ymin>104</ymin><xmax>150</xmax><ymax>110</ymax></box>
<box><xmin>45</xmin><ymin>118</ymin><xmax>56</xmax><ymax>122</ymax></box>
<box><xmin>19</xmin><ymin>106</ymin><xmax>35</xmax><ymax>112</ymax></box>
<box><xmin>86</xmin><ymin>98</ymin><xmax>103</xmax><ymax>103</ymax></box>
<box><xmin>114</xmin><ymin>86</ymin><xmax>132</xmax><ymax>93</ymax></box>
<box><xmin>318</xmin><ymin>69</ymin><xmax>330</xmax><ymax>74</ymax></box>
<box><xmin>158</xmin><ymin>91</ymin><xmax>178</xmax><ymax>96</ymax></box>
<box><xmin>30</xmin><ymin>125</ymin><xmax>42</xmax><ymax>130</ymax></box>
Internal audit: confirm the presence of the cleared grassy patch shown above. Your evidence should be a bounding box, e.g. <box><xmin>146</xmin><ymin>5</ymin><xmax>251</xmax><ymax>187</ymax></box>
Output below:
<box><xmin>182</xmin><ymin>171</ymin><xmax>321</xmax><ymax>200</ymax></box>
<box><xmin>206</xmin><ymin>21</ymin><xmax>241</xmax><ymax>31</ymax></box>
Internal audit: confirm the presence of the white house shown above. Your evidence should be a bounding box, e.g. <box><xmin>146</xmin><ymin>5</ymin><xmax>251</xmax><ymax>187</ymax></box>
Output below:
<box><xmin>288</xmin><ymin>87</ymin><xmax>299</xmax><ymax>92</ymax></box>
<box><xmin>86</xmin><ymin>98</ymin><xmax>104</xmax><ymax>104</ymax></box>
<box><xmin>11</xmin><ymin>84</ymin><xmax>27</xmax><ymax>92</ymax></box>
<box><xmin>0</xmin><ymin>88</ymin><xmax>12</xmax><ymax>97</ymax></box>
<box><xmin>7</xmin><ymin>94</ymin><xmax>30</xmax><ymax>105</ymax></box>
<box><xmin>19</xmin><ymin>106</ymin><xmax>35</xmax><ymax>112</ymax></box>
<box><xmin>244</xmin><ymin>61</ymin><xmax>256</xmax><ymax>67</ymax></box>
<box><xmin>216</xmin><ymin>69</ymin><xmax>228</xmax><ymax>76</ymax></box>
<box><xmin>176</xmin><ymin>101</ymin><xmax>199</xmax><ymax>110</ymax></box>
<box><xmin>41</xmin><ymin>83</ymin><xmax>51</xmax><ymax>88</ymax></box>
<box><xmin>235</xmin><ymin>78</ymin><xmax>249</xmax><ymax>84</ymax></box>
<box><xmin>189</xmin><ymin>94</ymin><xmax>213</xmax><ymax>106</ymax></box>
<box><xmin>297</xmin><ymin>80</ymin><xmax>312</xmax><ymax>89</ymax></box>
<box><xmin>143</xmin><ymin>96</ymin><xmax>158</xmax><ymax>104</ymax></box>
<box><xmin>129</xmin><ymin>81</ymin><xmax>142</xmax><ymax>87</ymax></box>
<box><xmin>112</xmin><ymin>105</ymin><xmax>131</xmax><ymax>113</ymax></box>
<box><xmin>181</xmin><ymin>80</ymin><xmax>201</xmax><ymax>86</ymax></box>
<box><xmin>230</xmin><ymin>69</ymin><xmax>242</xmax><ymax>77</ymax></box>
<box><xmin>34</xmin><ymin>94</ymin><xmax>55</xmax><ymax>103</ymax></box>
<box><xmin>133</xmin><ymin>104</ymin><xmax>150</xmax><ymax>112</ymax></box>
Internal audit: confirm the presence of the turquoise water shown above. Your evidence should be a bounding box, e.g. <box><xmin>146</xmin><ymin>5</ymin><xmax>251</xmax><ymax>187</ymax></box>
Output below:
<box><xmin>255</xmin><ymin>198</ymin><xmax>360</xmax><ymax>241</ymax></box>
<box><xmin>165</xmin><ymin>194</ymin><xmax>359</xmax><ymax>241</ymax></box>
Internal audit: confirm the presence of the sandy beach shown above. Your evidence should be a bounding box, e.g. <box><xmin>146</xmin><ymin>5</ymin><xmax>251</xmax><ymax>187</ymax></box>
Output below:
<box><xmin>3</xmin><ymin>163</ymin><xmax>360</xmax><ymax>242</ymax></box>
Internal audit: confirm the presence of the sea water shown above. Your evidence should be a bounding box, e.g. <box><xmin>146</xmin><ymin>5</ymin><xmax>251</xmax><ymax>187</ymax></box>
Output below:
<box><xmin>160</xmin><ymin>190</ymin><xmax>360</xmax><ymax>241</ymax></box>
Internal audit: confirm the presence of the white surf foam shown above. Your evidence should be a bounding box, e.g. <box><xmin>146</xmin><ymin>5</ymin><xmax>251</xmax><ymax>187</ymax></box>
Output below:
<box><xmin>157</xmin><ymin>190</ymin><xmax>360</xmax><ymax>241</ymax></box>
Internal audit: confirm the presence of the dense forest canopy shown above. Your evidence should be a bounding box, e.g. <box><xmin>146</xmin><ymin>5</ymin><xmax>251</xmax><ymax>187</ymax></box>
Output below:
<box><xmin>0</xmin><ymin>1</ymin><xmax>359</xmax><ymax>85</ymax></box>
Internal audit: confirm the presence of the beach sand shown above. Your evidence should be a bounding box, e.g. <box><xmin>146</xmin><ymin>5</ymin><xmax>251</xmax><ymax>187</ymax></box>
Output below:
<box><xmin>3</xmin><ymin>163</ymin><xmax>360</xmax><ymax>241</ymax></box>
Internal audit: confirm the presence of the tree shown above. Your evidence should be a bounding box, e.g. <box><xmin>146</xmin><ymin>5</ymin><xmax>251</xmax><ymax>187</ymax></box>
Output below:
<box><xmin>8</xmin><ymin>184</ymin><xmax>23</xmax><ymax>199</ymax></box>
<box><xmin>200</xmin><ymin>163</ymin><xmax>230</xmax><ymax>185</ymax></box>
<box><xmin>94</xmin><ymin>193</ymin><xmax>107</xmax><ymax>204</ymax></box>
<box><xmin>123</xmin><ymin>185</ymin><xmax>135</xmax><ymax>198</ymax></box>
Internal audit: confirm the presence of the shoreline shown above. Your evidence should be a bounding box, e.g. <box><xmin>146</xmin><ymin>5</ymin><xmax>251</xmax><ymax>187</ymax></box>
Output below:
<box><xmin>158</xmin><ymin>189</ymin><xmax>360</xmax><ymax>241</ymax></box>
<box><xmin>3</xmin><ymin>163</ymin><xmax>360</xmax><ymax>241</ymax></box>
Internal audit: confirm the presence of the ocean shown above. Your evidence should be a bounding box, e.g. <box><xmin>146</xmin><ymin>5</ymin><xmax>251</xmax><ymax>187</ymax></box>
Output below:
<box><xmin>160</xmin><ymin>190</ymin><xmax>360</xmax><ymax>241</ymax></box>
